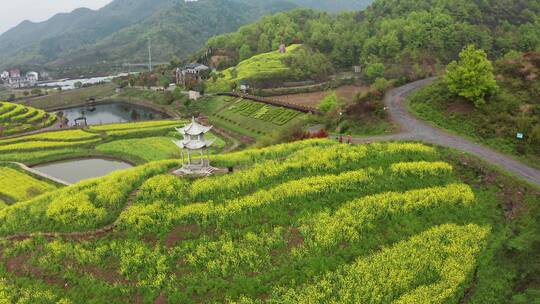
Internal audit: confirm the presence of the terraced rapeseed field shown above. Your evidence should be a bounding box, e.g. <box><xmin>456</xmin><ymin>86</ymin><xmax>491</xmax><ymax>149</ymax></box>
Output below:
<box><xmin>0</xmin><ymin>165</ymin><xmax>58</xmax><ymax>204</ymax></box>
<box><xmin>0</xmin><ymin>101</ymin><xmax>57</xmax><ymax>136</ymax></box>
<box><xmin>0</xmin><ymin>139</ymin><xmax>536</xmax><ymax>303</ymax></box>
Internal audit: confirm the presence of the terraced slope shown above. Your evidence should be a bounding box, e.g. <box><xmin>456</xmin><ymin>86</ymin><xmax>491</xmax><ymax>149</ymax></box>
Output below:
<box><xmin>0</xmin><ymin>101</ymin><xmax>57</xmax><ymax>137</ymax></box>
<box><xmin>0</xmin><ymin>120</ymin><xmax>185</xmax><ymax>165</ymax></box>
<box><xmin>0</xmin><ymin>139</ymin><xmax>537</xmax><ymax>303</ymax></box>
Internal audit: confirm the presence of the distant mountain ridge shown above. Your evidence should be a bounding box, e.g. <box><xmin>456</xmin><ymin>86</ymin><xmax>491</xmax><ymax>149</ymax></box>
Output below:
<box><xmin>0</xmin><ymin>0</ymin><xmax>373</xmax><ymax>75</ymax></box>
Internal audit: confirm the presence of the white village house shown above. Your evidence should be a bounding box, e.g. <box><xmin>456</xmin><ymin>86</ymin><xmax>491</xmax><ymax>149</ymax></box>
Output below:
<box><xmin>176</xmin><ymin>63</ymin><xmax>209</xmax><ymax>87</ymax></box>
<box><xmin>2</xmin><ymin>70</ymin><xmax>39</xmax><ymax>89</ymax></box>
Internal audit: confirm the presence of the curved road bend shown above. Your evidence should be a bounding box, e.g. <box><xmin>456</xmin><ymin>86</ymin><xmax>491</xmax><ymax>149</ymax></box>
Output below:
<box><xmin>353</xmin><ymin>78</ymin><xmax>540</xmax><ymax>187</ymax></box>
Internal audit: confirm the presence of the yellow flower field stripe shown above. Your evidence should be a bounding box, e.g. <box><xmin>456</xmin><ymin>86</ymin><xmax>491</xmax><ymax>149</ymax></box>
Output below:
<box><xmin>270</xmin><ymin>224</ymin><xmax>489</xmax><ymax>304</ymax></box>
<box><xmin>390</xmin><ymin>161</ymin><xmax>453</xmax><ymax>177</ymax></box>
<box><xmin>0</xmin><ymin>167</ymin><xmax>57</xmax><ymax>202</ymax></box>
<box><xmin>0</xmin><ymin>129</ymin><xmax>100</xmax><ymax>145</ymax></box>
<box><xmin>211</xmin><ymin>138</ymin><xmax>335</xmax><ymax>167</ymax></box>
<box><xmin>190</xmin><ymin>144</ymin><xmax>370</xmax><ymax>202</ymax></box>
<box><xmin>191</xmin><ymin>142</ymin><xmax>440</xmax><ymax>202</ymax></box>
<box><xmin>0</xmin><ymin>138</ymin><xmax>102</xmax><ymax>153</ymax></box>
<box><xmin>301</xmin><ymin>183</ymin><xmax>474</xmax><ymax>249</ymax></box>
<box><xmin>119</xmin><ymin>169</ymin><xmax>378</xmax><ymax>233</ymax></box>
<box><xmin>0</xmin><ymin>103</ymin><xmax>26</xmax><ymax>120</ymax></box>
<box><xmin>106</xmin><ymin>125</ymin><xmax>179</xmax><ymax>137</ymax></box>
<box><xmin>90</xmin><ymin>120</ymin><xmax>183</xmax><ymax>131</ymax></box>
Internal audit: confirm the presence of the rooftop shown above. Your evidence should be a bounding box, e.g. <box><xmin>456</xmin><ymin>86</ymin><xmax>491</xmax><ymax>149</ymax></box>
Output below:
<box><xmin>176</xmin><ymin>117</ymin><xmax>212</xmax><ymax>136</ymax></box>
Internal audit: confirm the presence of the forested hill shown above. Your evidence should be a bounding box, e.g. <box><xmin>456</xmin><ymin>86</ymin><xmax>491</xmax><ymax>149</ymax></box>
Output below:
<box><xmin>0</xmin><ymin>0</ymin><xmax>294</xmax><ymax>73</ymax></box>
<box><xmin>0</xmin><ymin>0</ymin><xmax>373</xmax><ymax>75</ymax></box>
<box><xmin>206</xmin><ymin>0</ymin><xmax>540</xmax><ymax>79</ymax></box>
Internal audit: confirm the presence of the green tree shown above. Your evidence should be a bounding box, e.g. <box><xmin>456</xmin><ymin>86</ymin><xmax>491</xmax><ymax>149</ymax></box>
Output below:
<box><xmin>257</xmin><ymin>33</ymin><xmax>271</xmax><ymax>53</ymax></box>
<box><xmin>365</xmin><ymin>58</ymin><xmax>385</xmax><ymax>82</ymax></box>
<box><xmin>158</xmin><ymin>75</ymin><xmax>171</xmax><ymax>90</ymax></box>
<box><xmin>445</xmin><ymin>45</ymin><xmax>498</xmax><ymax>107</ymax></box>
<box><xmin>239</xmin><ymin>44</ymin><xmax>253</xmax><ymax>61</ymax></box>
<box><xmin>319</xmin><ymin>91</ymin><xmax>339</xmax><ymax>113</ymax></box>
<box><xmin>74</xmin><ymin>81</ymin><xmax>83</xmax><ymax>89</ymax></box>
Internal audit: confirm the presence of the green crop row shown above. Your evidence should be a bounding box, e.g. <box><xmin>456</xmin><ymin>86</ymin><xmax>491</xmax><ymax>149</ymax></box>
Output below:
<box><xmin>226</xmin><ymin>100</ymin><xmax>300</xmax><ymax>126</ymax></box>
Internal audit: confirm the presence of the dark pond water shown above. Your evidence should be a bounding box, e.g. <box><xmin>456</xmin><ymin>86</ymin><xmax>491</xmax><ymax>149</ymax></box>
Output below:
<box><xmin>33</xmin><ymin>158</ymin><xmax>133</xmax><ymax>184</ymax></box>
<box><xmin>59</xmin><ymin>102</ymin><xmax>168</xmax><ymax>126</ymax></box>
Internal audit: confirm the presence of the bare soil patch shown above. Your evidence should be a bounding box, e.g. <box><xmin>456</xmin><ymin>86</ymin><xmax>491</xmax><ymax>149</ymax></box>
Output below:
<box><xmin>285</xmin><ymin>227</ymin><xmax>304</xmax><ymax>250</ymax></box>
<box><xmin>165</xmin><ymin>223</ymin><xmax>201</xmax><ymax>248</ymax></box>
<box><xmin>275</xmin><ymin>84</ymin><xmax>368</xmax><ymax>108</ymax></box>
<box><xmin>154</xmin><ymin>292</ymin><xmax>167</xmax><ymax>304</ymax></box>
<box><xmin>446</xmin><ymin>100</ymin><xmax>474</xmax><ymax>115</ymax></box>
<box><xmin>6</xmin><ymin>254</ymin><xmax>66</xmax><ymax>287</ymax></box>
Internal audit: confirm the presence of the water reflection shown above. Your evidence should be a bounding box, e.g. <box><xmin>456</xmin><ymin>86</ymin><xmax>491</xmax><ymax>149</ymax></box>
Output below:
<box><xmin>59</xmin><ymin>102</ymin><xmax>167</xmax><ymax>126</ymax></box>
<box><xmin>33</xmin><ymin>158</ymin><xmax>133</xmax><ymax>184</ymax></box>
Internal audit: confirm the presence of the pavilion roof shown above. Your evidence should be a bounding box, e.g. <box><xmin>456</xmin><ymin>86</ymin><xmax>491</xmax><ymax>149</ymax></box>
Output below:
<box><xmin>173</xmin><ymin>138</ymin><xmax>214</xmax><ymax>150</ymax></box>
<box><xmin>176</xmin><ymin>117</ymin><xmax>212</xmax><ymax>135</ymax></box>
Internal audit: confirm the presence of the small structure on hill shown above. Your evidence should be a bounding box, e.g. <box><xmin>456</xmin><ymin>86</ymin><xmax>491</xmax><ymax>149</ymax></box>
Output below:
<box><xmin>188</xmin><ymin>90</ymin><xmax>201</xmax><ymax>100</ymax></box>
<box><xmin>176</xmin><ymin>63</ymin><xmax>210</xmax><ymax>87</ymax></box>
<box><xmin>279</xmin><ymin>44</ymin><xmax>287</xmax><ymax>54</ymax></box>
<box><xmin>172</xmin><ymin>117</ymin><xmax>216</xmax><ymax>175</ymax></box>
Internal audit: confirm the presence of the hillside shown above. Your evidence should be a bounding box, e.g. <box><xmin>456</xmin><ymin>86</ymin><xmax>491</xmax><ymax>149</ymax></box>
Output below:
<box><xmin>0</xmin><ymin>0</ymin><xmax>373</xmax><ymax>76</ymax></box>
<box><xmin>0</xmin><ymin>138</ymin><xmax>538</xmax><ymax>302</ymax></box>
<box><xmin>0</xmin><ymin>0</ymin><xmax>296</xmax><ymax>75</ymax></box>
<box><xmin>206</xmin><ymin>0</ymin><xmax>540</xmax><ymax>80</ymax></box>
<box><xmin>207</xmin><ymin>44</ymin><xmax>333</xmax><ymax>92</ymax></box>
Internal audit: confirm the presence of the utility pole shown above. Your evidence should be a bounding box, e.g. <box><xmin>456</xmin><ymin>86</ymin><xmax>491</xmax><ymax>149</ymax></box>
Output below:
<box><xmin>148</xmin><ymin>39</ymin><xmax>153</xmax><ymax>72</ymax></box>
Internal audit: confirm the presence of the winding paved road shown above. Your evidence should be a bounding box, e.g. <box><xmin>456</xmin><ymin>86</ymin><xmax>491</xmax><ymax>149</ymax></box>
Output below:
<box><xmin>353</xmin><ymin>78</ymin><xmax>540</xmax><ymax>187</ymax></box>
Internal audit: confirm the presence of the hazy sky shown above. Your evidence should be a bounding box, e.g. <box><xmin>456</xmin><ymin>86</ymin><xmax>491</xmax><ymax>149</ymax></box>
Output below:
<box><xmin>0</xmin><ymin>0</ymin><xmax>114</xmax><ymax>34</ymax></box>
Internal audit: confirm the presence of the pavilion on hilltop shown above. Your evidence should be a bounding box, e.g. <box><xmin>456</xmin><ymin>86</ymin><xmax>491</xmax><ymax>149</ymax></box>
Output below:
<box><xmin>172</xmin><ymin>117</ymin><xmax>216</xmax><ymax>175</ymax></box>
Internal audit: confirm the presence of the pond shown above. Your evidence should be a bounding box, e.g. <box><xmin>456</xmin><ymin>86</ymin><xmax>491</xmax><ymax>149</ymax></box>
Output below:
<box><xmin>59</xmin><ymin>102</ymin><xmax>168</xmax><ymax>126</ymax></box>
<box><xmin>32</xmin><ymin>158</ymin><xmax>133</xmax><ymax>184</ymax></box>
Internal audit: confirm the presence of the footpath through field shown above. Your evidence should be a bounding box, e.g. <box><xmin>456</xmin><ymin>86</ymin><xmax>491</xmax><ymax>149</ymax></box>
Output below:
<box><xmin>351</xmin><ymin>77</ymin><xmax>540</xmax><ymax>187</ymax></box>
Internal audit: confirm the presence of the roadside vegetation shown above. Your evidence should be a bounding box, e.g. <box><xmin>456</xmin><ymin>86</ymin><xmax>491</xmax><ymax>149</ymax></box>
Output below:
<box><xmin>0</xmin><ymin>139</ymin><xmax>537</xmax><ymax>303</ymax></box>
<box><xmin>409</xmin><ymin>49</ymin><xmax>540</xmax><ymax>169</ymax></box>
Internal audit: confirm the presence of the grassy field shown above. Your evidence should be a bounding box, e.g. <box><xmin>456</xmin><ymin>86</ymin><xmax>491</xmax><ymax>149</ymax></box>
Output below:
<box><xmin>0</xmin><ymin>101</ymin><xmax>57</xmax><ymax>136</ymax></box>
<box><xmin>194</xmin><ymin>96</ymin><xmax>306</xmax><ymax>139</ymax></box>
<box><xmin>21</xmin><ymin>84</ymin><xmax>116</xmax><ymax>109</ymax></box>
<box><xmin>0</xmin><ymin>139</ymin><xmax>537</xmax><ymax>303</ymax></box>
<box><xmin>0</xmin><ymin>120</ymin><xmax>227</xmax><ymax>165</ymax></box>
<box><xmin>0</xmin><ymin>164</ymin><xmax>58</xmax><ymax>204</ymax></box>
<box><xmin>207</xmin><ymin>45</ymin><xmax>302</xmax><ymax>93</ymax></box>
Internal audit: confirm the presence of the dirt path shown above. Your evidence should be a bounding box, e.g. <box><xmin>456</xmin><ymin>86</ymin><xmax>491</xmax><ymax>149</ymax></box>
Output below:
<box><xmin>352</xmin><ymin>77</ymin><xmax>540</xmax><ymax>187</ymax></box>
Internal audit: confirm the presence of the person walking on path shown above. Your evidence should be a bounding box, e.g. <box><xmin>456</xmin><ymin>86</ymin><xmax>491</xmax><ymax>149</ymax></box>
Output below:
<box><xmin>347</xmin><ymin>135</ymin><xmax>352</xmax><ymax>144</ymax></box>
<box><xmin>339</xmin><ymin>135</ymin><xmax>343</xmax><ymax>144</ymax></box>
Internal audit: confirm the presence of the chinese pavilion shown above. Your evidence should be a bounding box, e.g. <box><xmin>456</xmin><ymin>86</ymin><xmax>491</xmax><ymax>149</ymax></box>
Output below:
<box><xmin>173</xmin><ymin>117</ymin><xmax>216</xmax><ymax>175</ymax></box>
